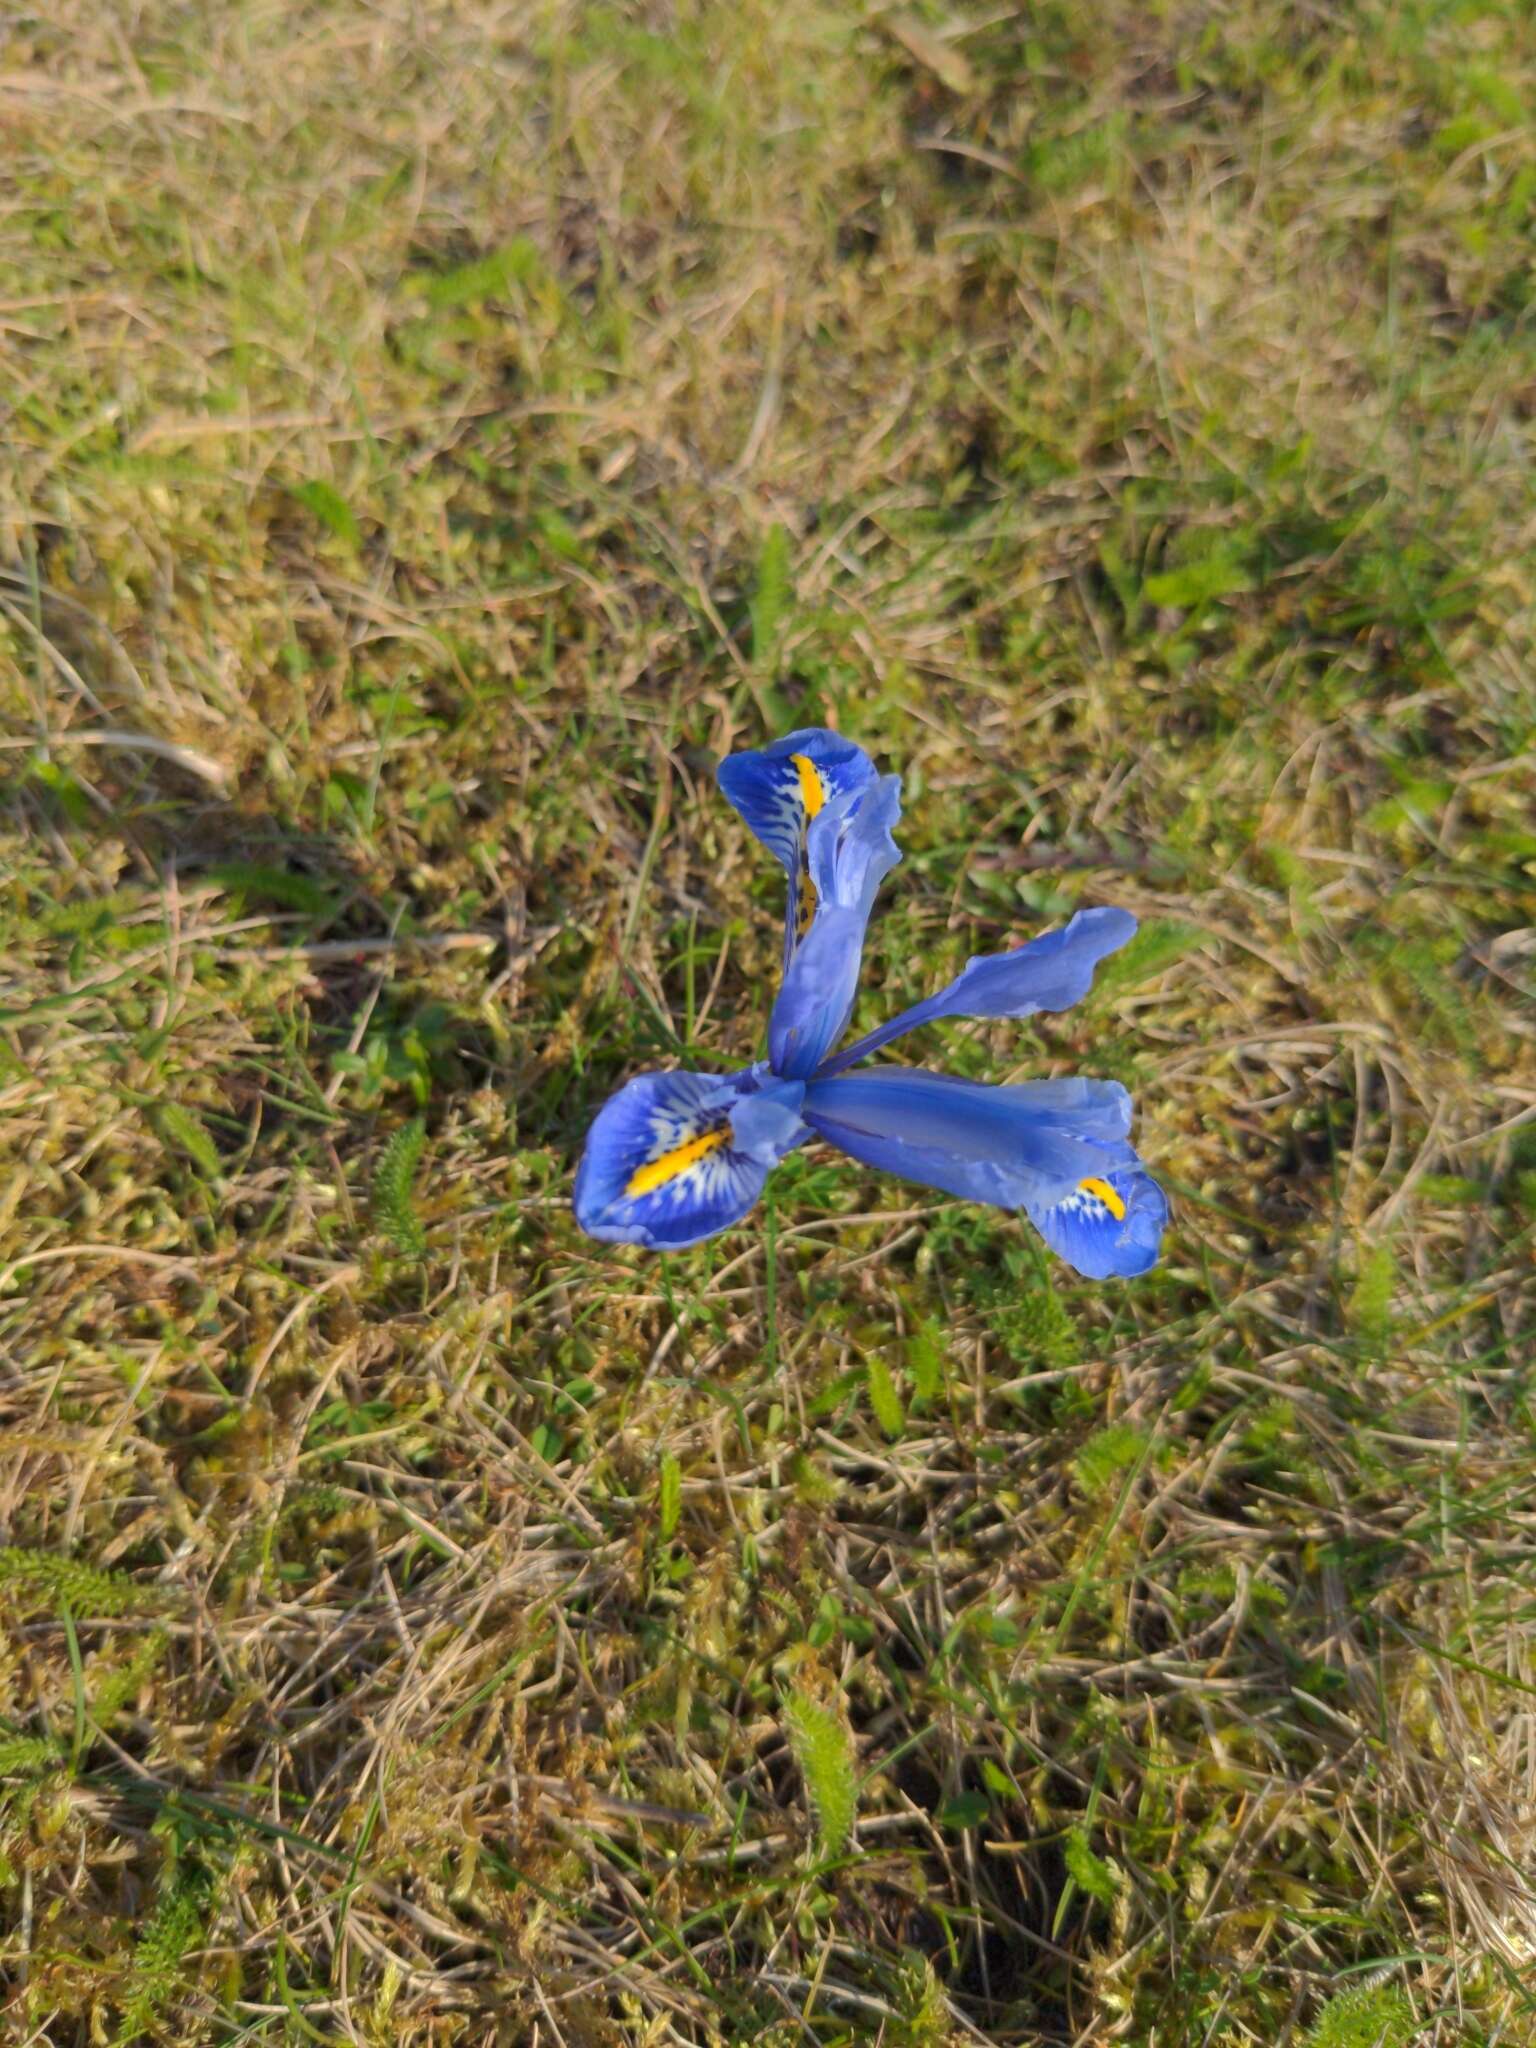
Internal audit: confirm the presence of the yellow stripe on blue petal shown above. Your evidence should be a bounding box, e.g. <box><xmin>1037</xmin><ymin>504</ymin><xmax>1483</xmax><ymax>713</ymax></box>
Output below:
<box><xmin>790</xmin><ymin>752</ymin><xmax>826</xmax><ymax>818</ymax></box>
<box><xmin>789</xmin><ymin>753</ymin><xmax>827</xmax><ymax>941</ymax></box>
<box><xmin>794</xmin><ymin>871</ymin><xmax>819</xmax><ymax>940</ymax></box>
<box><xmin>625</xmin><ymin>1126</ymin><xmax>730</xmax><ymax>1198</ymax></box>
<box><xmin>1076</xmin><ymin>1175</ymin><xmax>1127</xmax><ymax>1220</ymax></box>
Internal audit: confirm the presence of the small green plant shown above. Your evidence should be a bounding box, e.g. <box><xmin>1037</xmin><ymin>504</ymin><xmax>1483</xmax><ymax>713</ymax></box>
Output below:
<box><xmin>90</xmin><ymin>1631</ymin><xmax>169</xmax><ymax>1726</ymax></box>
<box><xmin>152</xmin><ymin>1101</ymin><xmax>222</xmax><ymax>1181</ymax></box>
<box><xmin>657</xmin><ymin>1452</ymin><xmax>682</xmax><ymax>1539</ymax></box>
<box><xmin>750</xmin><ymin>523</ymin><xmax>793</xmax><ymax>673</ymax></box>
<box><xmin>0</xmin><ymin>1548</ymin><xmax>153</xmax><ymax>1618</ymax></box>
<box><xmin>1064</xmin><ymin>1826</ymin><xmax>1121</xmax><ymax>1909</ymax></box>
<box><xmin>114</xmin><ymin>1869</ymin><xmax>209</xmax><ymax>2045</ymax></box>
<box><xmin>783</xmin><ymin>1685</ymin><xmax>857</xmax><ymax>1859</ymax></box>
<box><xmin>0</xmin><ymin>1732</ymin><xmax>61</xmax><ymax>1776</ymax></box>
<box><xmin>1349</xmin><ymin>1242</ymin><xmax>1396</xmax><ymax>1352</ymax></box>
<box><xmin>372</xmin><ymin>1116</ymin><xmax>428</xmax><ymax>1256</ymax></box>
<box><xmin>0</xmin><ymin>1733</ymin><xmax>64</xmax><ymax>1885</ymax></box>
<box><xmin>1301</xmin><ymin>1979</ymin><xmax>1416</xmax><ymax>2048</ymax></box>
<box><xmin>1074</xmin><ymin>1422</ymin><xmax>1150</xmax><ymax>1498</ymax></box>
<box><xmin>904</xmin><ymin>1316</ymin><xmax>947</xmax><ymax>1405</ymax></box>
<box><xmin>865</xmin><ymin>1351</ymin><xmax>905</xmax><ymax>1438</ymax></box>
<box><xmin>290</xmin><ymin>476</ymin><xmax>361</xmax><ymax>551</ymax></box>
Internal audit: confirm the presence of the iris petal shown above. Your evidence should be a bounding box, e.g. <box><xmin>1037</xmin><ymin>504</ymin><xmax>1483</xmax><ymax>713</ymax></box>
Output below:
<box><xmin>574</xmin><ymin>1064</ymin><xmax>806</xmax><ymax>1250</ymax></box>
<box><xmin>814</xmin><ymin>906</ymin><xmax>1136</xmax><ymax>1078</ymax></box>
<box><xmin>717</xmin><ymin>728</ymin><xmax>878</xmax><ymax>964</ymax></box>
<box><xmin>716</xmin><ymin>728</ymin><xmax>877</xmax><ymax>876</ymax></box>
<box><xmin>768</xmin><ymin>775</ymin><xmax>903</xmax><ymax>1080</ymax></box>
<box><xmin>802</xmin><ymin>1066</ymin><xmax>1165</xmax><ymax>1278</ymax></box>
<box><xmin>804</xmin><ymin>1069</ymin><xmax>1118</xmax><ymax>1194</ymax></box>
<box><xmin>1026</xmin><ymin>1159</ymin><xmax>1167</xmax><ymax>1279</ymax></box>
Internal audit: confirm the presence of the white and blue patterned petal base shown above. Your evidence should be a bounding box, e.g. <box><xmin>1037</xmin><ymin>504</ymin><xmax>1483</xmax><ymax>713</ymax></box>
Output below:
<box><xmin>573</xmin><ymin>1065</ymin><xmax>806</xmax><ymax>1251</ymax></box>
<box><xmin>716</xmin><ymin>728</ymin><xmax>878</xmax><ymax>881</ymax></box>
<box><xmin>1026</xmin><ymin>1160</ymin><xmax>1167</xmax><ymax>1280</ymax></box>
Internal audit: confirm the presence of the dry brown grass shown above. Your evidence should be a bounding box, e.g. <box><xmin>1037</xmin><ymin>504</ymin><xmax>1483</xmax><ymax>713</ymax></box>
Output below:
<box><xmin>2</xmin><ymin>1</ymin><xmax>1535</xmax><ymax>2042</ymax></box>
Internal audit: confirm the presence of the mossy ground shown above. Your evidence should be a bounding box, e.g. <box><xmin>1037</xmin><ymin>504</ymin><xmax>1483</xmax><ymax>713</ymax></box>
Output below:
<box><xmin>2</xmin><ymin>3</ymin><xmax>1534</xmax><ymax>2042</ymax></box>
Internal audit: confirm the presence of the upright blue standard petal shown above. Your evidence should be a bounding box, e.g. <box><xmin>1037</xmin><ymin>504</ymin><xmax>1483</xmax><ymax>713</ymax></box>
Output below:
<box><xmin>716</xmin><ymin>729</ymin><xmax>878</xmax><ymax>966</ymax></box>
<box><xmin>574</xmin><ymin>1064</ymin><xmax>807</xmax><ymax>1250</ymax></box>
<box><xmin>803</xmin><ymin>1067</ymin><xmax>1165</xmax><ymax>1278</ymax></box>
<box><xmin>815</xmin><ymin>906</ymin><xmax>1137</xmax><ymax>1077</ymax></box>
<box><xmin>768</xmin><ymin>774</ymin><xmax>902</xmax><ymax>1080</ymax></box>
<box><xmin>716</xmin><ymin>728</ymin><xmax>877</xmax><ymax>876</ymax></box>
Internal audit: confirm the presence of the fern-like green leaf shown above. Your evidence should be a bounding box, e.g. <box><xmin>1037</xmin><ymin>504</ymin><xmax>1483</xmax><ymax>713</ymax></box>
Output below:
<box><xmin>1074</xmin><ymin>1423</ymin><xmax>1149</xmax><ymax>1499</ymax></box>
<box><xmin>0</xmin><ymin>1733</ymin><xmax>61</xmax><ymax>1776</ymax></box>
<box><xmin>1092</xmin><ymin>918</ymin><xmax>1203</xmax><ymax>997</ymax></box>
<box><xmin>1302</xmin><ymin>1980</ymin><xmax>1415</xmax><ymax>2048</ymax></box>
<box><xmin>37</xmin><ymin>889</ymin><xmax>140</xmax><ymax>939</ymax></box>
<box><xmin>1064</xmin><ymin>1826</ymin><xmax>1120</xmax><ymax>1908</ymax></box>
<box><xmin>115</xmin><ymin>1872</ymin><xmax>208</xmax><ymax>2044</ymax></box>
<box><xmin>988</xmin><ymin>1278</ymin><xmax>1080</xmax><ymax>1370</ymax></box>
<box><xmin>1348</xmin><ymin>1242</ymin><xmax>1396</xmax><ymax>1350</ymax></box>
<box><xmin>783</xmin><ymin>1685</ymin><xmax>857</xmax><ymax>1858</ymax></box>
<box><xmin>203</xmin><ymin>862</ymin><xmax>337</xmax><ymax>918</ymax></box>
<box><xmin>290</xmin><ymin>477</ymin><xmax>361</xmax><ymax>551</ymax></box>
<box><xmin>372</xmin><ymin>1117</ymin><xmax>428</xmax><ymax>1256</ymax></box>
<box><xmin>423</xmin><ymin>235</ymin><xmax>546</xmax><ymax>309</ymax></box>
<box><xmin>865</xmin><ymin>1353</ymin><xmax>905</xmax><ymax>1439</ymax></box>
<box><xmin>658</xmin><ymin>1453</ymin><xmax>682</xmax><ymax>1540</ymax></box>
<box><xmin>90</xmin><ymin>1630</ymin><xmax>168</xmax><ymax>1727</ymax></box>
<box><xmin>0</xmin><ymin>1547</ymin><xmax>153</xmax><ymax>1618</ymax></box>
<box><xmin>750</xmin><ymin>523</ymin><xmax>793</xmax><ymax>669</ymax></box>
<box><xmin>904</xmin><ymin>1317</ymin><xmax>946</xmax><ymax>1406</ymax></box>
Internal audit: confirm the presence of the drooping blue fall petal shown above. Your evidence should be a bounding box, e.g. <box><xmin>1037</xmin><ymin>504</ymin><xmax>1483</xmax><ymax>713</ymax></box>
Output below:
<box><xmin>768</xmin><ymin>774</ymin><xmax>903</xmax><ymax>1080</ymax></box>
<box><xmin>574</xmin><ymin>1064</ymin><xmax>807</xmax><ymax>1249</ymax></box>
<box><xmin>1024</xmin><ymin>1158</ymin><xmax>1167</xmax><ymax>1280</ymax></box>
<box><xmin>802</xmin><ymin>1068</ymin><xmax>1165</xmax><ymax>1277</ymax></box>
<box><xmin>814</xmin><ymin>907</ymin><xmax>1137</xmax><ymax>1078</ymax></box>
<box><xmin>716</xmin><ymin>729</ymin><xmax>878</xmax><ymax>967</ymax></box>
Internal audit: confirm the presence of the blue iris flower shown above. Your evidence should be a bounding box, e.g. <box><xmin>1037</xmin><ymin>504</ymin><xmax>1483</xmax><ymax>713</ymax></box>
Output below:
<box><xmin>574</xmin><ymin>728</ymin><xmax>1167</xmax><ymax>1278</ymax></box>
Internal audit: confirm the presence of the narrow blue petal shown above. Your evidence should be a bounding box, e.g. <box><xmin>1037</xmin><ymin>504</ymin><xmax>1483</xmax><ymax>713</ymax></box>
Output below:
<box><xmin>815</xmin><ymin>906</ymin><xmax>1137</xmax><ymax>1078</ymax></box>
<box><xmin>717</xmin><ymin>729</ymin><xmax>880</xmax><ymax>972</ymax></box>
<box><xmin>574</xmin><ymin>1065</ymin><xmax>806</xmax><ymax>1250</ymax></box>
<box><xmin>768</xmin><ymin>775</ymin><xmax>902</xmax><ymax>1079</ymax></box>
<box><xmin>802</xmin><ymin>1066</ymin><xmax>1165</xmax><ymax>1278</ymax></box>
